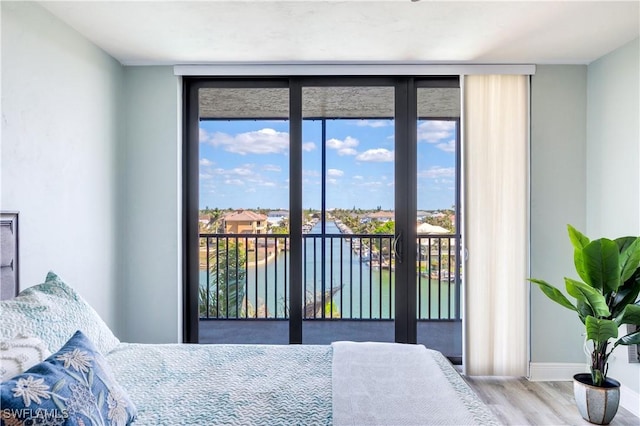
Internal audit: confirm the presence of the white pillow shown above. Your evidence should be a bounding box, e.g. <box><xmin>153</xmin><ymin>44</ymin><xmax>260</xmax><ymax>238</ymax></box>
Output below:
<box><xmin>0</xmin><ymin>335</ymin><xmax>51</xmax><ymax>382</ymax></box>
<box><xmin>0</xmin><ymin>272</ymin><xmax>120</xmax><ymax>355</ymax></box>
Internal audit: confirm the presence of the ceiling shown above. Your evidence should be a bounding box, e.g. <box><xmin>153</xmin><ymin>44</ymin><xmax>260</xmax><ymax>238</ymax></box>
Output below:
<box><xmin>40</xmin><ymin>1</ymin><xmax>639</xmax><ymax>66</ymax></box>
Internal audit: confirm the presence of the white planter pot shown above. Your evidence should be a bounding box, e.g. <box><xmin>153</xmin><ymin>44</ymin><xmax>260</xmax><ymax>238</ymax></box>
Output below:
<box><xmin>573</xmin><ymin>373</ymin><xmax>620</xmax><ymax>425</ymax></box>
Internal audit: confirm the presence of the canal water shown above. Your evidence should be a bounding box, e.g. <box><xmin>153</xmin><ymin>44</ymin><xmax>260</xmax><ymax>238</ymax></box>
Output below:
<box><xmin>200</xmin><ymin>220</ymin><xmax>458</xmax><ymax>320</ymax></box>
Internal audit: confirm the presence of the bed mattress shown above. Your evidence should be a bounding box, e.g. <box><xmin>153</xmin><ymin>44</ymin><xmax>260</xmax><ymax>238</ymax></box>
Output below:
<box><xmin>106</xmin><ymin>343</ymin><xmax>500</xmax><ymax>426</ymax></box>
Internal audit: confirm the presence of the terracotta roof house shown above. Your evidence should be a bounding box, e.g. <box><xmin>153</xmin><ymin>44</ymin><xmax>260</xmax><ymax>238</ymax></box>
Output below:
<box><xmin>367</xmin><ymin>211</ymin><xmax>395</xmax><ymax>222</ymax></box>
<box><xmin>223</xmin><ymin>210</ymin><xmax>268</xmax><ymax>234</ymax></box>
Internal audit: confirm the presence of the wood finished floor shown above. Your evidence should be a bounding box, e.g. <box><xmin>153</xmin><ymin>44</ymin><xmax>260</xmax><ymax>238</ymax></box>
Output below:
<box><xmin>464</xmin><ymin>377</ymin><xmax>639</xmax><ymax>426</ymax></box>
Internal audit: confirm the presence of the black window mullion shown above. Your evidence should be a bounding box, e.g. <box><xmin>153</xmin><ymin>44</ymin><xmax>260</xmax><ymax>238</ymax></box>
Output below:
<box><xmin>394</xmin><ymin>78</ymin><xmax>417</xmax><ymax>344</ymax></box>
<box><xmin>320</xmin><ymin>118</ymin><xmax>328</xmax><ymax>319</ymax></box>
<box><xmin>289</xmin><ymin>79</ymin><xmax>303</xmax><ymax>344</ymax></box>
<box><xmin>454</xmin><ymin>117</ymin><xmax>462</xmax><ymax>320</ymax></box>
<box><xmin>183</xmin><ymin>79</ymin><xmax>201</xmax><ymax>343</ymax></box>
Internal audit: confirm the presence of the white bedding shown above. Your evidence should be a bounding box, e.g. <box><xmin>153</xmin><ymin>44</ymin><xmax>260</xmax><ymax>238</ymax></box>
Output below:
<box><xmin>1</xmin><ymin>275</ymin><xmax>501</xmax><ymax>425</ymax></box>
<box><xmin>106</xmin><ymin>343</ymin><xmax>333</xmax><ymax>425</ymax></box>
<box><xmin>332</xmin><ymin>341</ymin><xmax>500</xmax><ymax>425</ymax></box>
<box><xmin>104</xmin><ymin>341</ymin><xmax>500</xmax><ymax>425</ymax></box>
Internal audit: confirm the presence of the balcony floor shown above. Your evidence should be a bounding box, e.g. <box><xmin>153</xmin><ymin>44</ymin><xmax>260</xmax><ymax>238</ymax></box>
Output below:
<box><xmin>199</xmin><ymin>319</ymin><xmax>462</xmax><ymax>362</ymax></box>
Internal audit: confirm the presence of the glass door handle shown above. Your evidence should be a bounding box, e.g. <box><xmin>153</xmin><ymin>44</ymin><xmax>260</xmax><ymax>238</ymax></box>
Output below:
<box><xmin>393</xmin><ymin>232</ymin><xmax>403</xmax><ymax>264</ymax></box>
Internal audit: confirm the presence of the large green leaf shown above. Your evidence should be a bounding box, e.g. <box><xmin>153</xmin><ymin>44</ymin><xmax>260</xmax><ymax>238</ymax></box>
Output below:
<box><xmin>568</xmin><ymin>225</ymin><xmax>590</xmax><ymax>250</ymax></box>
<box><xmin>529</xmin><ymin>279</ymin><xmax>576</xmax><ymax>312</ymax></box>
<box><xmin>616</xmin><ymin>236</ymin><xmax>638</xmax><ymax>256</ymax></box>
<box><xmin>568</xmin><ymin>226</ymin><xmax>591</xmax><ymax>283</ymax></box>
<box><xmin>573</xmin><ymin>248</ymin><xmax>590</xmax><ymax>286</ymax></box>
<box><xmin>585</xmin><ymin>316</ymin><xmax>618</xmax><ymax>343</ymax></box>
<box><xmin>615</xmin><ymin>330</ymin><xmax>640</xmax><ymax>346</ymax></box>
<box><xmin>618</xmin><ymin>236</ymin><xmax>640</xmax><ymax>283</ymax></box>
<box><xmin>615</xmin><ymin>303</ymin><xmax>640</xmax><ymax>327</ymax></box>
<box><xmin>565</xmin><ymin>277</ymin><xmax>586</xmax><ymax>301</ymax></box>
<box><xmin>610</xmin><ymin>278</ymin><xmax>640</xmax><ymax>316</ymax></box>
<box><xmin>576</xmin><ymin>300</ymin><xmax>594</xmax><ymax>324</ymax></box>
<box><xmin>582</xmin><ymin>239</ymin><xmax>620</xmax><ymax>293</ymax></box>
<box><xmin>612</xmin><ymin>269</ymin><xmax>640</xmax><ymax>314</ymax></box>
<box><xmin>565</xmin><ymin>278</ymin><xmax>610</xmax><ymax>317</ymax></box>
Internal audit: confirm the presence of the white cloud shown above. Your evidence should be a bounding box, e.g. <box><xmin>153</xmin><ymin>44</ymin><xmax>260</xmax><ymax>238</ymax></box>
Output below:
<box><xmin>338</xmin><ymin>148</ymin><xmax>358</xmax><ymax>156</ymax></box>
<box><xmin>232</xmin><ymin>167</ymin><xmax>253</xmax><ymax>176</ymax></box>
<box><xmin>214</xmin><ymin>165</ymin><xmax>255</xmax><ymax>177</ymax></box>
<box><xmin>419</xmin><ymin>166</ymin><xmax>455</xmax><ymax>179</ymax></box>
<box><xmin>417</xmin><ymin>121</ymin><xmax>456</xmax><ymax>143</ymax></box>
<box><xmin>259</xmin><ymin>182</ymin><xmax>277</xmax><ymax>187</ymax></box>
<box><xmin>327</xmin><ymin>178</ymin><xmax>338</xmax><ymax>185</ymax></box>
<box><xmin>303</xmin><ymin>170</ymin><xmax>321</xmax><ymax>177</ymax></box>
<box><xmin>436</xmin><ymin>178</ymin><xmax>454</xmax><ymax>184</ymax></box>
<box><xmin>205</xmin><ymin>128</ymin><xmax>289</xmax><ymax>155</ymax></box>
<box><xmin>215</xmin><ymin>167</ymin><xmax>250</xmax><ymax>176</ymax></box>
<box><xmin>327</xmin><ymin>168</ymin><xmax>344</xmax><ymax>177</ymax></box>
<box><xmin>225</xmin><ymin>179</ymin><xmax>245</xmax><ymax>185</ymax></box>
<box><xmin>353</xmin><ymin>175</ymin><xmax>364</xmax><ymax>180</ymax></box>
<box><xmin>262</xmin><ymin>164</ymin><xmax>282</xmax><ymax>172</ymax></box>
<box><xmin>356</xmin><ymin>120</ymin><xmax>391</xmax><ymax>128</ymax></box>
<box><xmin>199</xmin><ymin>158</ymin><xmax>214</xmax><ymax>167</ymax></box>
<box><xmin>327</xmin><ymin>136</ymin><xmax>359</xmax><ymax>156</ymax></box>
<box><xmin>199</xmin><ymin>172</ymin><xmax>213</xmax><ymax>180</ymax></box>
<box><xmin>356</xmin><ymin>148</ymin><xmax>394</xmax><ymax>162</ymax></box>
<box><xmin>436</xmin><ymin>140</ymin><xmax>456</xmax><ymax>153</ymax></box>
<box><xmin>303</xmin><ymin>142</ymin><xmax>317</xmax><ymax>152</ymax></box>
<box><xmin>199</xmin><ymin>128</ymin><xmax>210</xmax><ymax>143</ymax></box>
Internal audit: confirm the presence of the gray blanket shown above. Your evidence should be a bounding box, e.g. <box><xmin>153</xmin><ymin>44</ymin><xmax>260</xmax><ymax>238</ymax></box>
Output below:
<box><xmin>331</xmin><ymin>341</ymin><xmax>501</xmax><ymax>425</ymax></box>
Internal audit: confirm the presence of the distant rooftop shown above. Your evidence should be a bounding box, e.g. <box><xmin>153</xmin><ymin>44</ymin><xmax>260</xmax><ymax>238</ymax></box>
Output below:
<box><xmin>367</xmin><ymin>211</ymin><xmax>395</xmax><ymax>219</ymax></box>
<box><xmin>224</xmin><ymin>210</ymin><xmax>268</xmax><ymax>222</ymax></box>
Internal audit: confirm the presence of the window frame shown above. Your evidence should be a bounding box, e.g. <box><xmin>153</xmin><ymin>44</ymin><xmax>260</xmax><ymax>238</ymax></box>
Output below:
<box><xmin>182</xmin><ymin>76</ymin><xmax>460</xmax><ymax>344</ymax></box>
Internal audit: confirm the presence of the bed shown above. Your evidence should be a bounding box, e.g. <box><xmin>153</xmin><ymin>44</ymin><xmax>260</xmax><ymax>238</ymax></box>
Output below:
<box><xmin>1</xmin><ymin>272</ymin><xmax>500</xmax><ymax>425</ymax></box>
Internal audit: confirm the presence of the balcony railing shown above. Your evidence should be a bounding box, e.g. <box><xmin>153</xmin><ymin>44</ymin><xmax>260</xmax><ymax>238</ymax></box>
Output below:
<box><xmin>199</xmin><ymin>233</ymin><xmax>460</xmax><ymax>321</ymax></box>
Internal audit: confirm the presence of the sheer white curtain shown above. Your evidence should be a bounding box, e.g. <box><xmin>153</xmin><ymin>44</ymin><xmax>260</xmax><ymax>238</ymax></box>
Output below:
<box><xmin>463</xmin><ymin>75</ymin><xmax>529</xmax><ymax>376</ymax></box>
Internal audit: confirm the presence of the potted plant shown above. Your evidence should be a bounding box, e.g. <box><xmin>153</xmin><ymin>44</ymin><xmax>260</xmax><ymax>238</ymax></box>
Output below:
<box><xmin>529</xmin><ymin>225</ymin><xmax>640</xmax><ymax>425</ymax></box>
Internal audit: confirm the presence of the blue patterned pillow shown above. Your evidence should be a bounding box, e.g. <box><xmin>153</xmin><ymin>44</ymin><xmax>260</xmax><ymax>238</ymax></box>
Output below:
<box><xmin>0</xmin><ymin>330</ymin><xmax>137</xmax><ymax>426</ymax></box>
<box><xmin>0</xmin><ymin>272</ymin><xmax>120</xmax><ymax>355</ymax></box>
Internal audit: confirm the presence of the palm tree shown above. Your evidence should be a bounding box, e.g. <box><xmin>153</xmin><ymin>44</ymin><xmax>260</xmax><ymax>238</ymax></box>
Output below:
<box><xmin>199</xmin><ymin>238</ymin><xmax>247</xmax><ymax>318</ymax></box>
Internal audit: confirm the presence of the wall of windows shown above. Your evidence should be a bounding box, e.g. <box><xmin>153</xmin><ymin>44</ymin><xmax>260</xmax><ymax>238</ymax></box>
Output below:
<box><xmin>183</xmin><ymin>77</ymin><xmax>460</xmax><ymax>355</ymax></box>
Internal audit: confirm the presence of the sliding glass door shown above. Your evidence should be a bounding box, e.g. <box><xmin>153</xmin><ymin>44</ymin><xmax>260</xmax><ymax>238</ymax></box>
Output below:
<box><xmin>414</xmin><ymin>82</ymin><xmax>462</xmax><ymax>361</ymax></box>
<box><xmin>184</xmin><ymin>76</ymin><xmax>461</xmax><ymax>356</ymax></box>
<box><xmin>300</xmin><ymin>82</ymin><xmax>397</xmax><ymax>343</ymax></box>
<box><xmin>186</xmin><ymin>81</ymin><xmax>292</xmax><ymax>344</ymax></box>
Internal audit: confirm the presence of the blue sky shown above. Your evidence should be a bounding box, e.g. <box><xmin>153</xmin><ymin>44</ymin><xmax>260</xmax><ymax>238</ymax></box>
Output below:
<box><xmin>199</xmin><ymin>119</ymin><xmax>456</xmax><ymax>211</ymax></box>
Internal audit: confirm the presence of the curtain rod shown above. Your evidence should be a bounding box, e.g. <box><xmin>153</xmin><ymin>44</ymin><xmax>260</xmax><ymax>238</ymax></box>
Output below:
<box><xmin>174</xmin><ymin>63</ymin><xmax>536</xmax><ymax>76</ymax></box>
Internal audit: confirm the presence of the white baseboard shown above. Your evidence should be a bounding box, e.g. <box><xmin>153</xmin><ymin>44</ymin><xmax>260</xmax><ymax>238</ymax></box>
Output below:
<box><xmin>528</xmin><ymin>362</ymin><xmax>588</xmax><ymax>381</ymax></box>
<box><xmin>620</xmin><ymin>384</ymin><xmax>640</xmax><ymax>418</ymax></box>
<box><xmin>528</xmin><ymin>363</ymin><xmax>639</xmax><ymax>418</ymax></box>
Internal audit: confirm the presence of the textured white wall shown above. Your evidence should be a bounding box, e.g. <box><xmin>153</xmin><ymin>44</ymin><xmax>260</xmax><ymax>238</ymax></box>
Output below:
<box><xmin>529</xmin><ymin>65</ymin><xmax>588</xmax><ymax>363</ymax></box>
<box><xmin>1</xmin><ymin>2</ymin><xmax>123</xmax><ymax>331</ymax></box>
<box><xmin>586</xmin><ymin>37</ymin><xmax>640</xmax><ymax>398</ymax></box>
<box><xmin>117</xmin><ymin>67</ymin><xmax>181</xmax><ymax>343</ymax></box>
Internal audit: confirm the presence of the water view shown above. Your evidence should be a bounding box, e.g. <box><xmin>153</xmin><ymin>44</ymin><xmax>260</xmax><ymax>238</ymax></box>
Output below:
<box><xmin>199</xmin><ymin>220</ymin><xmax>459</xmax><ymax>321</ymax></box>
